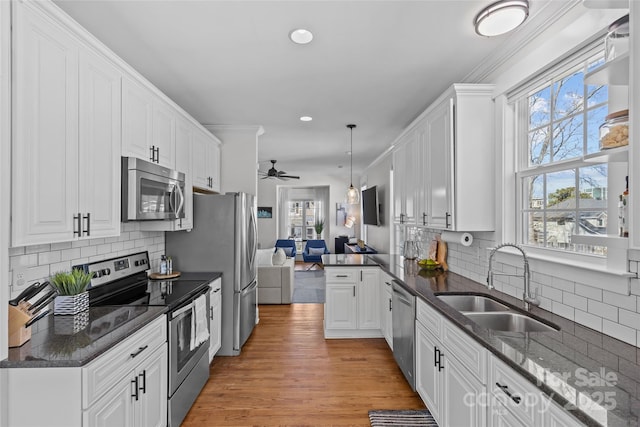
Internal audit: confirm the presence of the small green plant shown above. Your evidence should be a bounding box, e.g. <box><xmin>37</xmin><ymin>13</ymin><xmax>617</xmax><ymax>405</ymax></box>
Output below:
<box><xmin>50</xmin><ymin>269</ymin><xmax>93</xmax><ymax>296</ymax></box>
<box><xmin>314</xmin><ymin>219</ymin><xmax>325</xmax><ymax>235</ymax></box>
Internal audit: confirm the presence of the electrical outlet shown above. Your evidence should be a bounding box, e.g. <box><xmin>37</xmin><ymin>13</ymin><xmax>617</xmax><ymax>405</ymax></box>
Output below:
<box><xmin>13</xmin><ymin>268</ymin><xmax>26</xmax><ymax>288</ymax></box>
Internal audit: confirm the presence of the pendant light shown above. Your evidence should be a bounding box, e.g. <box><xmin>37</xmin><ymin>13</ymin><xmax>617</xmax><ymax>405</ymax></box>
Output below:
<box><xmin>346</xmin><ymin>124</ymin><xmax>360</xmax><ymax>204</ymax></box>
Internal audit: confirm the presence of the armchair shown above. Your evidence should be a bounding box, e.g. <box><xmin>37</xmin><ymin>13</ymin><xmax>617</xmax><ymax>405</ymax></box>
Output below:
<box><xmin>302</xmin><ymin>240</ymin><xmax>330</xmax><ymax>270</ymax></box>
<box><xmin>275</xmin><ymin>239</ymin><xmax>297</xmax><ymax>259</ymax></box>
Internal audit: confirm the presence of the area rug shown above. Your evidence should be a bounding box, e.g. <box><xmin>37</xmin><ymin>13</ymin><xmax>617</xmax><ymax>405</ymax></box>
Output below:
<box><xmin>292</xmin><ymin>270</ymin><xmax>325</xmax><ymax>303</ymax></box>
<box><xmin>368</xmin><ymin>409</ymin><xmax>438</xmax><ymax>426</ymax></box>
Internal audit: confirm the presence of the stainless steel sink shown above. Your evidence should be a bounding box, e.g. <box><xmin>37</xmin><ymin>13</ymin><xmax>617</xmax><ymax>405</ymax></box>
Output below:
<box><xmin>464</xmin><ymin>312</ymin><xmax>558</xmax><ymax>333</ymax></box>
<box><xmin>437</xmin><ymin>294</ymin><xmax>510</xmax><ymax>312</ymax></box>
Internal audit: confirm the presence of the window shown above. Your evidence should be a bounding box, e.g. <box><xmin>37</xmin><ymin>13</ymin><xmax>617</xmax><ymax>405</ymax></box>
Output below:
<box><xmin>515</xmin><ymin>49</ymin><xmax>609</xmax><ymax>256</ymax></box>
<box><xmin>287</xmin><ymin>200</ymin><xmax>319</xmax><ymax>241</ymax></box>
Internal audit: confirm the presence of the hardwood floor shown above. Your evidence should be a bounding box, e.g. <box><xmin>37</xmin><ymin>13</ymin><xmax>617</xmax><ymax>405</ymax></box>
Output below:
<box><xmin>182</xmin><ymin>304</ymin><xmax>424</xmax><ymax>426</ymax></box>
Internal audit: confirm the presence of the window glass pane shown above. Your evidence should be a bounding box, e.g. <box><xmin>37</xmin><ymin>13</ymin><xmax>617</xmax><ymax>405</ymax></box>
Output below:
<box><xmin>553</xmin><ymin>70</ymin><xmax>584</xmax><ymax>120</ymax></box>
<box><xmin>529</xmin><ymin>86</ymin><xmax>551</xmax><ymax>128</ymax></box>
<box><xmin>545</xmin><ymin>210</ymin><xmax>575</xmax><ymax>248</ymax></box>
<box><xmin>586</xmin><ymin>105</ymin><xmax>608</xmax><ymax>154</ymax></box>
<box><xmin>552</xmin><ymin>115</ymin><xmax>584</xmax><ymax>161</ymax></box>
<box><xmin>547</xmin><ymin>170</ymin><xmax>576</xmax><ymax>208</ymax></box>
<box><xmin>529</xmin><ymin>128</ymin><xmax>550</xmax><ymax>166</ymax></box>
<box><xmin>525</xmin><ymin>175</ymin><xmax>544</xmax><ymax>209</ymax></box>
<box><xmin>523</xmin><ymin>211</ymin><xmax>545</xmax><ymax>247</ymax></box>
<box><xmin>586</xmin><ymin>84</ymin><xmax>607</xmax><ymax>107</ymax></box>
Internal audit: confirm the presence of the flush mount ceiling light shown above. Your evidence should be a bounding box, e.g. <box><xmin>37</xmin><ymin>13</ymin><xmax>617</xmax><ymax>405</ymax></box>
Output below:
<box><xmin>346</xmin><ymin>124</ymin><xmax>360</xmax><ymax>204</ymax></box>
<box><xmin>300</xmin><ymin>116</ymin><xmax>313</xmax><ymax>122</ymax></box>
<box><xmin>474</xmin><ymin>0</ymin><xmax>529</xmax><ymax>37</ymax></box>
<box><xmin>289</xmin><ymin>28</ymin><xmax>313</xmax><ymax>44</ymax></box>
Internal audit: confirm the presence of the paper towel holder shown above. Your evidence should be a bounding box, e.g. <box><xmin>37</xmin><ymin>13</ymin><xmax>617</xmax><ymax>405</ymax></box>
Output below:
<box><xmin>440</xmin><ymin>231</ymin><xmax>474</xmax><ymax>247</ymax></box>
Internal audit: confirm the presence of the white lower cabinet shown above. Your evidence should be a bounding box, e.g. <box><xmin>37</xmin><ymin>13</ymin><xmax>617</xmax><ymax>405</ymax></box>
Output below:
<box><xmin>85</xmin><ymin>344</ymin><xmax>167</xmax><ymax>427</ymax></box>
<box><xmin>6</xmin><ymin>316</ymin><xmax>167</xmax><ymax>427</ymax></box>
<box><xmin>209</xmin><ymin>278</ymin><xmax>222</xmax><ymax>362</ymax></box>
<box><xmin>415</xmin><ymin>298</ymin><xmax>486</xmax><ymax>427</ymax></box>
<box><xmin>324</xmin><ymin>267</ymin><xmax>381</xmax><ymax>338</ymax></box>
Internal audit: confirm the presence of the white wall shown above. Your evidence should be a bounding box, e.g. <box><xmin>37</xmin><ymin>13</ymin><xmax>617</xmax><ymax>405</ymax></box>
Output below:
<box><xmin>257</xmin><ymin>172</ymin><xmax>361</xmax><ymax>253</ymax></box>
<box><xmin>206</xmin><ymin>125</ymin><xmax>263</xmax><ymax>196</ymax></box>
<box><xmin>361</xmin><ymin>155</ymin><xmax>392</xmax><ymax>253</ymax></box>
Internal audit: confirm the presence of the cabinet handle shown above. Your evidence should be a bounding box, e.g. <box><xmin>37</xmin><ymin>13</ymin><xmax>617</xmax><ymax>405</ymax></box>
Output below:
<box><xmin>130</xmin><ymin>345</ymin><xmax>148</xmax><ymax>359</ymax></box>
<box><xmin>213</xmin><ymin>288</ymin><xmax>221</xmax><ymax>293</ymax></box>
<box><xmin>156</xmin><ymin>147</ymin><xmax>160</xmax><ymax>163</ymax></box>
<box><xmin>360</xmin><ymin>271</ymin><xmax>363</xmax><ymax>282</ymax></box>
<box><xmin>434</xmin><ymin>347</ymin><xmax>439</xmax><ymax>367</ymax></box>
<box><xmin>73</xmin><ymin>213</ymin><xmax>82</xmax><ymax>237</ymax></box>
<box><xmin>131</xmin><ymin>377</ymin><xmax>139</xmax><ymax>401</ymax></box>
<box><xmin>496</xmin><ymin>382</ymin><xmax>521</xmax><ymax>404</ymax></box>
<box><xmin>438</xmin><ymin>351</ymin><xmax>444</xmax><ymax>371</ymax></box>
<box><xmin>400</xmin><ymin>213</ymin><xmax>404</xmax><ymax>224</ymax></box>
<box><xmin>336</xmin><ymin>275</ymin><xmax>348</xmax><ymax>278</ymax></box>
<box><xmin>83</xmin><ymin>213</ymin><xmax>90</xmax><ymax>237</ymax></box>
<box><xmin>389</xmin><ymin>299</ymin><xmax>392</xmax><ymax>311</ymax></box>
<box><xmin>422</xmin><ymin>213</ymin><xmax>427</xmax><ymax>226</ymax></box>
<box><xmin>445</xmin><ymin>212</ymin><xmax>451</xmax><ymax>229</ymax></box>
<box><xmin>139</xmin><ymin>370</ymin><xmax>146</xmax><ymax>394</ymax></box>
<box><xmin>150</xmin><ymin>146</ymin><xmax>155</xmax><ymax>162</ymax></box>
<box><xmin>353</xmin><ymin>286</ymin><xmax>356</xmax><ymax>297</ymax></box>
<box><xmin>210</xmin><ymin>306</ymin><xmax>214</xmax><ymax>320</ymax></box>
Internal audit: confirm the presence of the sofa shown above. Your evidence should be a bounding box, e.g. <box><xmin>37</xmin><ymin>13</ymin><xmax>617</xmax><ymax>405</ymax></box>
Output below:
<box><xmin>256</xmin><ymin>248</ymin><xmax>295</xmax><ymax>304</ymax></box>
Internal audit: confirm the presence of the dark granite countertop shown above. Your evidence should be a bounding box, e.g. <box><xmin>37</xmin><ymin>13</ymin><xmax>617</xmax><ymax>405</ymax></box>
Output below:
<box><xmin>1</xmin><ymin>305</ymin><xmax>168</xmax><ymax>368</ymax></box>
<box><xmin>1</xmin><ymin>271</ymin><xmax>222</xmax><ymax>369</ymax></box>
<box><xmin>323</xmin><ymin>254</ymin><xmax>640</xmax><ymax>427</ymax></box>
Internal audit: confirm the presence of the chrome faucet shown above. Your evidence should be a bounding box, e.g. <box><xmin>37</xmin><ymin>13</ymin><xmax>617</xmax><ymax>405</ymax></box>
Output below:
<box><xmin>486</xmin><ymin>243</ymin><xmax>540</xmax><ymax>311</ymax></box>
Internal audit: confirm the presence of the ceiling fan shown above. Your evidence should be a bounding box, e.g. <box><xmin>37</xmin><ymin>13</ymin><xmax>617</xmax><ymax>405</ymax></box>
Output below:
<box><xmin>259</xmin><ymin>160</ymin><xmax>300</xmax><ymax>180</ymax></box>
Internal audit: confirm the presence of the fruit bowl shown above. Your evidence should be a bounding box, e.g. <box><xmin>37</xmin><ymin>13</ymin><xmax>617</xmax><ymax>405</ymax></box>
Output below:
<box><xmin>417</xmin><ymin>259</ymin><xmax>442</xmax><ymax>270</ymax></box>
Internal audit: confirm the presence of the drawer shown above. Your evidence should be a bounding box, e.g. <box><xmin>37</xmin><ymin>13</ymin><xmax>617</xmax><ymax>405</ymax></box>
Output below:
<box><xmin>83</xmin><ymin>315</ymin><xmax>167</xmax><ymax>409</ymax></box>
<box><xmin>441</xmin><ymin>316</ymin><xmax>486</xmax><ymax>383</ymax></box>
<box><xmin>489</xmin><ymin>355</ymin><xmax>543</xmax><ymax>426</ymax></box>
<box><xmin>416</xmin><ymin>298</ymin><xmax>441</xmax><ymax>338</ymax></box>
<box><xmin>325</xmin><ymin>268</ymin><xmax>357</xmax><ymax>283</ymax></box>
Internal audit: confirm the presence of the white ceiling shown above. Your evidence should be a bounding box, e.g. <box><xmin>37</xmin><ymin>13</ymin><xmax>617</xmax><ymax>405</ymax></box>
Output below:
<box><xmin>54</xmin><ymin>0</ymin><xmax>561</xmax><ymax>179</ymax></box>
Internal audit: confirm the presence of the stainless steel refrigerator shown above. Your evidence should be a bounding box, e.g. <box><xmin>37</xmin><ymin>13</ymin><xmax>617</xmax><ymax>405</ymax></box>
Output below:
<box><xmin>166</xmin><ymin>192</ymin><xmax>257</xmax><ymax>356</ymax></box>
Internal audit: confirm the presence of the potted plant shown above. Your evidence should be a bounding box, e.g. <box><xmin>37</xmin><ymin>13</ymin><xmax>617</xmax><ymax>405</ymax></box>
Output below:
<box><xmin>50</xmin><ymin>269</ymin><xmax>93</xmax><ymax>315</ymax></box>
<box><xmin>314</xmin><ymin>219</ymin><xmax>325</xmax><ymax>236</ymax></box>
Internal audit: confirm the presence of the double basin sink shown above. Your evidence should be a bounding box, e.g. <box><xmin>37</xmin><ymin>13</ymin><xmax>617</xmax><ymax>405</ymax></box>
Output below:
<box><xmin>436</xmin><ymin>294</ymin><xmax>559</xmax><ymax>333</ymax></box>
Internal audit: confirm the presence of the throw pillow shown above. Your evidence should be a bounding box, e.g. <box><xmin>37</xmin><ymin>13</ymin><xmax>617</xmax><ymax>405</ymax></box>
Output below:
<box><xmin>272</xmin><ymin>248</ymin><xmax>286</xmax><ymax>265</ymax></box>
<box><xmin>309</xmin><ymin>247</ymin><xmax>325</xmax><ymax>255</ymax></box>
<box><xmin>256</xmin><ymin>248</ymin><xmax>274</xmax><ymax>266</ymax></box>
<box><xmin>283</xmin><ymin>247</ymin><xmax>294</xmax><ymax>257</ymax></box>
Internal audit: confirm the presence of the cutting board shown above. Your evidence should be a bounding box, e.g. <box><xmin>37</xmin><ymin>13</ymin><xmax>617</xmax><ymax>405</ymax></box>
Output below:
<box><xmin>149</xmin><ymin>271</ymin><xmax>181</xmax><ymax>280</ymax></box>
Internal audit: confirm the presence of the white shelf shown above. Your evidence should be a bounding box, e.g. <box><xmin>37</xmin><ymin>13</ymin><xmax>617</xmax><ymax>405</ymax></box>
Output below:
<box><xmin>583</xmin><ymin>145</ymin><xmax>628</xmax><ymax>162</ymax></box>
<box><xmin>571</xmin><ymin>234</ymin><xmax>629</xmax><ymax>249</ymax></box>
<box><xmin>584</xmin><ymin>53</ymin><xmax>629</xmax><ymax>86</ymax></box>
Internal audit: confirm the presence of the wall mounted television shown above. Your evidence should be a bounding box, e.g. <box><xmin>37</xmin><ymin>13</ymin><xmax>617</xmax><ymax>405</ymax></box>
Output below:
<box><xmin>362</xmin><ymin>186</ymin><xmax>380</xmax><ymax>226</ymax></box>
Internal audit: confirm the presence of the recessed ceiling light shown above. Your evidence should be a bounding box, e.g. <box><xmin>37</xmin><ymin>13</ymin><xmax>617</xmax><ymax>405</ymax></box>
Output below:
<box><xmin>300</xmin><ymin>116</ymin><xmax>313</xmax><ymax>122</ymax></box>
<box><xmin>289</xmin><ymin>28</ymin><xmax>313</xmax><ymax>45</ymax></box>
<box><xmin>474</xmin><ymin>0</ymin><xmax>529</xmax><ymax>37</ymax></box>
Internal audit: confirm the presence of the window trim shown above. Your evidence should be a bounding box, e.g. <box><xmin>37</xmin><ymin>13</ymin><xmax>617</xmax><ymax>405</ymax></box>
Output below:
<box><xmin>511</xmin><ymin>41</ymin><xmax>612</xmax><ymax>263</ymax></box>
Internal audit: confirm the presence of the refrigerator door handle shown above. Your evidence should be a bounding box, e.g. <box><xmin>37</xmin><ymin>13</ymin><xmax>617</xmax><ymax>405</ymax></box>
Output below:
<box><xmin>240</xmin><ymin>280</ymin><xmax>258</xmax><ymax>296</ymax></box>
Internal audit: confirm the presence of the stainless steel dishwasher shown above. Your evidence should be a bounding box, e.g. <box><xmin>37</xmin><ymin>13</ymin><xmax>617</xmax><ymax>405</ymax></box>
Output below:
<box><xmin>392</xmin><ymin>280</ymin><xmax>416</xmax><ymax>391</ymax></box>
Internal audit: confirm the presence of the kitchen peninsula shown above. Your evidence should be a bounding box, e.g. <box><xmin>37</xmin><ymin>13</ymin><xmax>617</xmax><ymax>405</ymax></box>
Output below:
<box><xmin>322</xmin><ymin>253</ymin><xmax>640</xmax><ymax>427</ymax></box>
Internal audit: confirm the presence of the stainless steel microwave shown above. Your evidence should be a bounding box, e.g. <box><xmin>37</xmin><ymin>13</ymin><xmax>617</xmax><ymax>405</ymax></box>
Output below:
<box><xmin>121</xmin><ymin>157</ymin><xmax>186</xmax><ymax>221</ymax></box>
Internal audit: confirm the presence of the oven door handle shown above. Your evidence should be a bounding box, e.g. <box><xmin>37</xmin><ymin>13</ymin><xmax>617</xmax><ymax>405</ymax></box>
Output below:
<box><xmin>174</xmin><ymin>182</ymin><xmax>184</xmax><ymax>219</ymax></box>
<box><xmin>172</xmin><ymin>301</ymin><xmax>193</xmax><ymax>319</ymax></box>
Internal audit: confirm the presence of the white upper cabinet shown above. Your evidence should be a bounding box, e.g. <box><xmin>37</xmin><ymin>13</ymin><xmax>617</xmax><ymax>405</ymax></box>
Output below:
<box><xmin>122</xmin><ymin>76</ymin><xmax>176</xmax><ymax>169</ymax></box>
<box><xmin>78</xmin><ymin>50</ymin><xmax>122</xmax><ymax>239</ymax></box>
<box><xmin>393</xmin><ymin>129</ymin><xmax>419</xmax><ymax>225</ymax></box>
<box><xmin>192</xmin><ymin>128</ymin><xmax>221</xmax><ymax>193</ymax></box>
<box><xmin>12</xmin><ymin>1</ymin><xmax>121</xmax><ymax>246</ymax></box>
<box><xmin>426</xmin><ymin>84</ymin><xmax>495</xmax><ymax>231</ymax></box>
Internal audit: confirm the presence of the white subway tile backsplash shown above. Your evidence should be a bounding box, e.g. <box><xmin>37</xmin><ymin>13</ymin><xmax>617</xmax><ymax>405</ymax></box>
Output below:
<box><xmin>72</xmin><ymin>240</ymin><xmax>90</xmax><ymax>248</ymax></box>
<box><xmin>25</xmin><ymin>244</ymin><xmax>50</xmax><ymax>254</ymax></box>
<box><xmin>603</xmin><ymin>290</ymin><xmax>637</xmax><ymax>312</ymax></box>
<box><xmin>619</xmin><ymin>309</ymin><xmax>640</xmax><ymax>327</ymax></box>
<box><xmin>111</xmin><ymin>242</ymin><xmax>124</xmax><ymax>252</ymax></box>
<box><xmin>80</xmin><ymin>245</ymin><xmax>98</xmax><ymax>258</ymax></box>
<box><xmin>551</xmin><ymin>276</ymin><xmax>575</xmax><ymax>293</ymax></box>
<box><xmin>552</xmin><ymin>301</ymin><xmax>575</xmax><ymax>321</ymax></box>
<box><xmin>10</xmin><ymin>254</ymin><xmax>38</xmax><ymax>269</ymax></box>
<box><xmin>575</xmin><ymin>283</ymin><xmax>603</xmax><ymax>301</ymax></box>
<box><xmin>96</xmin><ymin>244</ymin><xmax>112</xmax><ymax>255</ymax></box>
<box><xmin>575</xmin><ymin>309</ymin><xmax>603</xmax><ymax>332</ymax></box>
<box><xmin>61</xmin><ymin>248</ymin><xmax>81</xmax><ymax>261</ymax></box>
<box><xmin>563</xmin><ymin>291</ymin><xmax>588</xmax><ymax>311</ymax></box>
<box><xmin>123</xmin><ymin>240</ymin><xmax>135</xmax><ymax>250</ymax></box>
<box><xmin>8</xmin><ymin>247</ymin><xmax>25</xmax><ymax>256</ymax></box>
<box><xmin>588</xmin><ymin>300</ymin><xmax>618</xmax><ymax>322</ymax></box>
<box><xmin>602</xmin><ymin>319</ymin><xmax>636</xmax><ymax>346</ymax></box>
<box><xmin>49</xmin><ymin>261</ymin><xmax>71</xmax><ymax>274</ymax></box>
<box><xmin>50</xmin><ymin>242</ymin><xmax>72</xmax><ymax>251</ymax></box>
<box><xmin>542</xmin><ymin>286</ymin><xmax>563</xmax><ymax>303</ymax></box>
<box><xmin>38</xmin><ymin>251</ymin><xmax>61</xmax><ymax>266</ymax></box>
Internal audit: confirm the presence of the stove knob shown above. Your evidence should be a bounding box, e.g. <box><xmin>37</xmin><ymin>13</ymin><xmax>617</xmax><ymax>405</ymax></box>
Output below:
<box><xmin>93</xmin><ymin>270</ymin><xmax>102</xmax><ymax>278</ymax></box>
<box><xmin>101</xmin><ymin>268</ymin><xmax>111</xmax><ymax>276</ymax></box>
<box><xmin>134</xmin><ymin>260</ymin><xmax>140</xmax><ymax>266</ymax></box>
